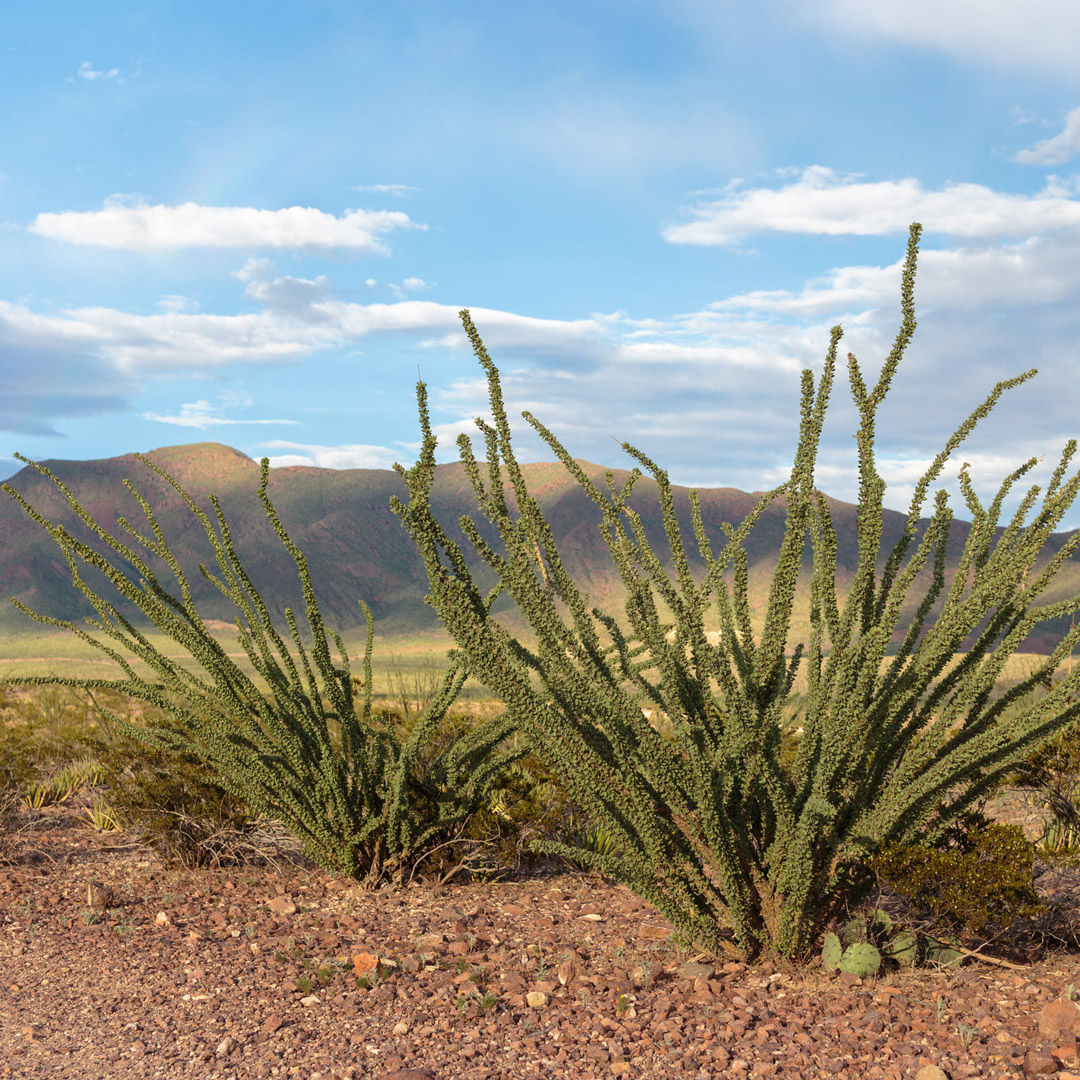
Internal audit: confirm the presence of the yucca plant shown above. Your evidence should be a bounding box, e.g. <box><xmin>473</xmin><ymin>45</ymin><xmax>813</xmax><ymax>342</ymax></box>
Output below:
<box><xmin>2</xmin><ymin>454</ymin><xmax>522</xmax><ymax>884</ymax></box>
<box><xmin>392</xmin><ymin>224</ymin><xmax>1080</xmax><ymax>962</ymax></box>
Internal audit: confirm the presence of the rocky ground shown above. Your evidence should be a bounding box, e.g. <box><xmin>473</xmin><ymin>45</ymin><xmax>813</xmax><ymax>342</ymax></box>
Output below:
<box><xmin>6</xmin><ymin>808</ymin><xmax>1080</xmax><ymax>1079</ymax></box>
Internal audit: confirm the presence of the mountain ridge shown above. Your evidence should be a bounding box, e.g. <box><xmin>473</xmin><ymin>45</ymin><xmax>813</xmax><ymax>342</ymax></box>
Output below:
<box><xmin>1</xmin><ymin>442</ymin><xmax>1077</xmax><ymax>652</ymax></box>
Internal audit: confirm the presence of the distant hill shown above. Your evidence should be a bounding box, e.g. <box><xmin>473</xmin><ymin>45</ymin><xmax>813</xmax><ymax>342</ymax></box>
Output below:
<box><xmin>1</xmin><ymin>442</ymin><xmax>1078</xmax><ymax>653</ymax></box>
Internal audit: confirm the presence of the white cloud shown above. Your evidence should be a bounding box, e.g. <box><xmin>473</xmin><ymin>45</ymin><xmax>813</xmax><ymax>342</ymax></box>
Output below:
<box><xmin>351</xmin><ymin>184</ymin><xmax>420</xmax><ymax>197</ymax></box>
<box><xmin>799</xmin><ymin>0</ymin><xmax>1080</xmax><ymax>76</ymax></box>
<box><xmin>29</xmin><ymin>198</ymin><xmax>425</xmax><ymax>253</ymax></box>
<box><xmin>73</xmin><ymin>61</ymin><xmax>119</xmax><ymax>81</ymax></box>
<box><xmin>141</xmin><ymin>400</ymin><xmax>299</xmax><ymax>429</ymax></box>
<box><xmin>260</xmin><ymin>440</ymin><xmax>401</xmax><ymax>469</ymax></box>
<box><xmin>389</xmin><ymin>276</ymin><xmax>431</xmax><ymax>299</ymax></box>
<box><xmin>232</xmin><ymin>257</ymin><xmax>277</xmax><ymax>282</ymax></box>
<box><xmin>1014</xmin><ymin>108</ymin><xmax>1080</xmax><ymax>165</ymax></box>
<box><xmin>7</xmin><ymin>180</ymin><xmax>1080</xmax><ymax>526</ymax></box>
<box><xmin>712</xmin><ymin>233</ymin><xmax>1080</xmax><ymax>317</ymax></box>
<box><xmin>665</xmin><ymin>167</ymin><xmax>1080</xmax><ymax>246</ymax></box>
<box><xmin>243</xmin><ymin>274</ymin><xmax>335</xmax><ymax>314</ymax></box>
<box><xmin>156</xmin><ymin>295</ymin><xmax>199</xmax><ymax>314</ymax></box>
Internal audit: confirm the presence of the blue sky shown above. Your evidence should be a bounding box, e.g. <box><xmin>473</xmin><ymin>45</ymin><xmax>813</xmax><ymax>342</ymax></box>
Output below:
<box><xmin>4</xmin><ymin>0</ymin><xmax>1080</xmax><ymax>527</ymax></box>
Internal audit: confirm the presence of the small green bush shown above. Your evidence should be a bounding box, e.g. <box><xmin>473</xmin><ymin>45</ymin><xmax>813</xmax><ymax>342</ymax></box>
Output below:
<box><xmin>465</xmin><ymin>752</ymin><xmax>593</xmax><ymax>875</ymax></box>
<box><xmin>869</xmin><ymin>819</ymin><xmax>1045</xmax><ymax>941</ymax></box>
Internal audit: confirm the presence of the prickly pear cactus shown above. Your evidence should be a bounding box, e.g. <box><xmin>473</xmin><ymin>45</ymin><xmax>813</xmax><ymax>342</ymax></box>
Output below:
<box><xmin>839</xmin><ymin>916</ymin><xmax>866</xmax><ymax>946</ymax></box>
<box><xmin>837</xmin><ymin>941</ymin><xmax>882</xmax><ymax>978</ymax></box>
<box><xmin>884</xmin><ymin>929</ymin><xmax>918</xmax><ymax>967</ymax></box>
<box><xmin>822</xmin><ymin>931</ymin><xmax>843</xmax><ymax>971</ymax></box>
<box><xmin>870</xmin><ymin>908</ymin><xmax>892</xmax><ymax>936</ymax></box>
<box><xmin>924</xmin><ymin>935</ymin><xmax>964</xmax><ymax>969</ymax></box>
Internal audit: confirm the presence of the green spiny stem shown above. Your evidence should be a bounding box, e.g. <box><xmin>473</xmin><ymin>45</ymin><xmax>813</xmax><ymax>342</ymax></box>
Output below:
<box><xmin>3</xmin><ymin>455</ymin><xmax>523</xmax><ymax>884</ymax></box>
<box><xmin>392</xmin><ymin>225</ymin><xmax>1080</xmax><ymax>962</ymax></box>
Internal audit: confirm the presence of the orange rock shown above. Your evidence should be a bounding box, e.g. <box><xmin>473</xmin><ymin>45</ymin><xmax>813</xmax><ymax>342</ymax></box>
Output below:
<box><xmin>1041</xmin><ymin>998</ymin><xmax>1080</xmax><ymax>1041</ymax></box>
<box><xmin>1055</xmin><ymin>1042</ymin><xmax>1080</xmax><ymax>1066</ymax></box>
<box><xmin>637</xmin><ymin>924</ymin><xmax>669</xmax><ymax>940</ymax></box>
<box><xmin>352</xmin><ymin>951</ymin><xmax>380</xmax><ymax>976</ymax></box>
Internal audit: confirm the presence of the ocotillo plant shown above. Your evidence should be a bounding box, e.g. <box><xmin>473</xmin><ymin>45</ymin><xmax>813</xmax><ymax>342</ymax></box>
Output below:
<box><xmin>392</xmin><ymin>224</ymin><xmax>1080</xmax><ymax>962</ymax></box>
<box><xmin>2</xmin><ymin>455</ymin><xmax>522</xmax><ymax>884</ymax></box>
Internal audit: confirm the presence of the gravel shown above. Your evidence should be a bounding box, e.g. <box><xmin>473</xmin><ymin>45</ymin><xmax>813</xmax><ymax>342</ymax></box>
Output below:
<box><xmin>4</xmin><ymin>808</ymin><xmax>1080</xmax><ymax>1079</ymax></box>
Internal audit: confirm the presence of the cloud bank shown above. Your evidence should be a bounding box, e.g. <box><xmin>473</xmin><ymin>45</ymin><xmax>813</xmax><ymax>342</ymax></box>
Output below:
<box><xmin>29</xmin><ymin>199</ymin><xmax>424</xmax><ymax>254</ymax></box>
<box><xmin>665</xmin><ymin>167</ymin><xmax>1080</xmax><ymax>246</ymax></box>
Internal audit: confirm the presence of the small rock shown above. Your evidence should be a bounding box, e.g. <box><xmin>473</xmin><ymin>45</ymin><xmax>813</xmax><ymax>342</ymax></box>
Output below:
<box><xmin>914</xmin><ymin>1068</ymin><xmax>949</xmax><ymax>1080</ymax></box>
<box><xmin>557</xmin><ymin>958</ymin><xmax>578</xmax><ymax>987</ymax></box>
<box><xmin>261</xmin><ymin>1015</ymin><xmax>283</xmax><ymax>1034</ymax></box>
<box><xmin>1043</xmin><ymin>999</ymin><xmax>1080</xmax><ymax>1041</ymax></box>
<box><xmin>215</xmin><ymin>1036</ymin><xmax>236</xmax><ymax>1056</ymax></box>
<box><xmin>1055</xmin><ymin>1043</ymin><xmax>1080</xmax><ymax>1067</ymax></box>
<box><xmin>610</xmin><ymin>1064</ymin><xmax>631</xmax><ymax>1076</ymax></box>
<box><xmin>678</xmin><ymin>961</ymin><xmax>715</xmax><ymax>980</ymax></box>
<box><xmin>383</xmin><ymin>1071</ymin><xmax>435</xmax><ymax>1080</ymax></box>
<box><xmin>154</xmin><ymin>911</ymin><xmax>171</xmax><ymax>927</ymax></box>
<box><xmin>86</xmin><ymin>882</ymin><xmax>113</xmax><ymax>909</ymax></box>
<box><xmin>392</xmin><ymin>1021</ymin><xmax>409</xmax><ymax>1036</ymax></box>
<box><xmin>1025</xmin><ymin>1048</ymin><xmax>1062</xmax><ymax>1076</ymax></box>
<box><xmin>580</xmin><ymin>913</ymin><xmax>605</xmax><ymax>922</ymax></box>
<box><xmin>299</xmin><ymin>994</ymin><xmax>321</xmax><ymax>1007</ymax></box>
<box><xmin>637</xmin><ymin>924</ymin><xmax>669</xmax><ymax>940</ymax></box>
<box><xmin>525</xmin><ymin>991</ymin><xmax>548</xmax><ymax>1008</ymax></box>
<box><xmin>267</xmin><ymin>896</ymin><xmax>296</xmax><ymax>916</ymax></box>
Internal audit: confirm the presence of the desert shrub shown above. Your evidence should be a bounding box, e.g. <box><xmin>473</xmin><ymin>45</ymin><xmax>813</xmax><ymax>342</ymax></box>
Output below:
<box><xmin>392</xmin><ymin>224</ymin><xmax>1080</xmax><ymax>962</ymax></box>
<box><xmin>0</xmin><ymin>782</ymin><xmax>26</xmax><ymax>864</ymax></box>
<box><xmin>92</xmin><ymin>721</ymin><xmax>258</xmax><ymax>867</ymax></box>
<box><xmin>1006</xmin><ymin>713</ymin><xmax>1080</xmax><ymax>855</ymax></box>
<box><xmin>869</xmin><ymin>819</ymin><xmax>1045</xmax><ymax>941</ymax></box>
<box><xmin>2</xmin><ymin>456</ymin><xmax>524</xmax><ymax>886</ymax></box>
<box><xmin>462</xmin><ymin>753</ymin><xmax>580</xmax><ymax>874</ymax></box>
<box><xmin>0</xmin><ymin>685</ymin><xmax>104</xmax><ymax>788</ymax></box>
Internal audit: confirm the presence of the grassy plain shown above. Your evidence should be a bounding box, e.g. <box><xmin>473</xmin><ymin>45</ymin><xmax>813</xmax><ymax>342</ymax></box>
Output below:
<box><xmin>0</xmin><ymin>623</ymin><xmax>1065</xmax><ymax>716</ymax></box>
<box><xmin>0</xmin><ymin>626</ymin><xmax>495</xmax><ymax>702</ymax></box>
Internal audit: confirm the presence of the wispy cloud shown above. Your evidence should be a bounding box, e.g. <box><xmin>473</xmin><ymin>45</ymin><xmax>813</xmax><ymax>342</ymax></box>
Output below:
<box><xmin>389</xmin><ymin>276</ymin><xmax>431</xmax><ymax>299</ymax></box>
<box><xmin>29</xmin><ymin>197</ymin><xmax>425</xmax><ymax>254</ymax></box>
<box><xmin>1014</xmin><ymin>107</ymin><xmax>1080</xmax><ymax>165</ymax></box>
<box><xmin>260</xmin><ymin>440</ymin><xmax>401</xmax><ymax>469</ymax></box>
<box><xmin>664</xmin><ymin>167</ymin><xmax>1080</xmax><ymax>246</ymax></box>
<box><xmin>804</xmin><ymin>0</ymin><xmax>1080</xmax><ymax>75</ymax></box>
<box><xmin>243</xmin><ymin>274</ymin><xmax>335</xmax><ymax>315</ymax></box>
<box><xmin>141</xmin><ymin>400</ymin><xmax>299</xmax><ymax>430</ymax></box>
<box><xmin>351</xmin><ymin>183</ymin><xmax>421</xmax><ymax>197</ymax></box>
<box><xmin>156</xmin><ymin>295</ymin><xmax>199</xmax><ymax>314</ymax></box>
<box><xmin>72</xmin><ymin>61</ymin><xmax>119</xmax><ymax>82</ymax></box>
